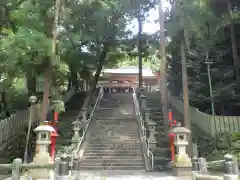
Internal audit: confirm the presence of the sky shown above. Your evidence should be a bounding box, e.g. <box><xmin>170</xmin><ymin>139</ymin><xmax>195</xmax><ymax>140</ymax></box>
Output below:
<box><xmin>127</xmin><ymin>1</ymin><xmax>170</xmax><ymax>35</ymax></box>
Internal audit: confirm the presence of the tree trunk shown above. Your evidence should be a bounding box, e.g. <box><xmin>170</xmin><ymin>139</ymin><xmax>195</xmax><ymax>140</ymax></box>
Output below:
<box><xmin>67</xmin><ymin>68</ymin><xmax>78</xmax><ymax>90</ymax></box>
<box><xmin>26</xmin><ymin>72</ymin><xmax>36</xmax><ymax>96</ymax></box>
<box><xmin>158</xmin><ymin>0</ymin><xmax>169</xmax><ymax>133</ymax></box>
<box><xmin>40</xmin><ymin>0</ymin><xmax>60</xmax><ymax>122</ymax></box>
<box><xmin>82</xmin><ymin>43</ymin><xmax>109</xmax><ymax>109</ymax></box>
<box><xmin>41</xmin><ymin>68</ymin><xmax>51</xmax><ymax>122</ymax></box>
<box><xmin>181</xmin><ymin>35</ymin><xmax>192</xmax><ymax>156</ymax></box>
<box><xmin>228</xmin><ymin>1</ymin><xmax>240</xmax><ymax>82</ymax></box>
<box><xmin>137</xmin><ymin>13</ymin><xmax>143</xmax><ymax>88</ymax></box>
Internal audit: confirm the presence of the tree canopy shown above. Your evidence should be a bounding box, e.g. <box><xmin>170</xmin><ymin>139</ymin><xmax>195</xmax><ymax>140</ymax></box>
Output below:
<box><xmin>164</xmin><ymin>0</ymin><xmax>240</xmax><ymax>115</ymax></box>
<box><xmin>0</xmin><ymin>0</ymin><xmax>157</xmax><ymax>119</ymax></box>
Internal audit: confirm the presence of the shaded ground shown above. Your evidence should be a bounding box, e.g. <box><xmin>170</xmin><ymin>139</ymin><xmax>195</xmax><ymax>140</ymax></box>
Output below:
<box><xmin>55</xmin><ymin>92</ymin><xmax>86</xmax><ymax>155</ymax></box>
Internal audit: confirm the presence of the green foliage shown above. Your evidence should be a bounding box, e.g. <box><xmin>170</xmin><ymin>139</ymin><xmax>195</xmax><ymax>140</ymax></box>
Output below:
<box><xmin>5</xmin><ymin>78</ymin><xmax>28</xmax><ymax>112</ymax></box>
<box><xmin>0</xmin><ymin>0</ymin><xmax>158</xmax><ymax>112</ymax></box>
<box><xmin>165</xmin><ymin>0</ymin><xmax>240</xmax><ymax>114</ymax></box>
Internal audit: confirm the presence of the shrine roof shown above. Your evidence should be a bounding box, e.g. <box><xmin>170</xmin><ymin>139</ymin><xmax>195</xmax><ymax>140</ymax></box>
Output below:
<box><xmin>102</xmin><ymin>66</ymin><xmax>154</xmax><ymax>77</ymax></box>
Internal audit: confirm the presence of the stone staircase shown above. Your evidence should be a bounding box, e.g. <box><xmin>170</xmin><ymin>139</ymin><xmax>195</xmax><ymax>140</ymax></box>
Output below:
<box><xmin>144</xmin><ymin>92</ymin><xmax>171</xmax><ymax>171</ymax></box>
<box><xmin>79</xmin><ymin>93</ymin><xmax>145</xmax><ymax>170</ymax></box>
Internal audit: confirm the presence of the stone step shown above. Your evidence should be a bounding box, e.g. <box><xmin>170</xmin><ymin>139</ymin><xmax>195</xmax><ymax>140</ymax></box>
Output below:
<box><xmin>91</xmin><ymin>129</ymin><xmax>138</xmax><ymax>133</ymax></box>
<box><xmin>80</xmin><ymin>159</ymin><xmax>143</xmax><ymax>163</ymax></box>
<box><xmin>89</xmin><ymin>140</ymin><xmax>140</xmax><ymax>144</ymax></box>
<box><xmin>79</xmin><ymin>165</ymin><xmax>144</xmax><ymax>170</ymax></box>
<box><xmin>94</xmin><ymin>120</ymin><xmax>137</xmax><ymax>123</ymax></box>
<box><xmin>93</xmin><ymin>123</ymin><xmax>138</xmax><ymax>126</ymax></box>
<box><xmin>95</xmin><ymin>118</ymin><xmax>136</xmax><ymax>121</ymax></box>
<box><xmin>90</xmin><ymin>132</ymin><xmax>139</xmax><ymax>135</ymax></box>
<box><xmin>83</xmin><ymin>152</ymin><xmax>143</xmax><ymax>156</ymax></box>
<box><xmin>85</xmin><ymin>147</ymin><xmax>141</xmax><ymax>151</ymax></box>
<box><xmin>150</xmin><ymin>111</ymin><xmax>163</xmax><ymax>115</ymax></box>
<box><xmin>90</xmin><ymin>133</ymin><xmax>138</xmax><ymax>136</ymax></box>
<box><xmin>93</xmin><ymin>125</ymin><xmax>138</xmax><ymax>128</ymax></box>
<box><xmin>83</xmin><ymin>149</ymin><xmax>142</xmax><ymax>153</ymax></box>
<box><xmin>96</xmin><ymin>112</ymin><xmax>134</xmax><ymax>114</ymax></box>
<box><xmin>86</xmin><ymin>143</ymin><xmax>141</xmax><ymax>148</ymax></box>
<box><xmin>150</xmin><ymin>117</ymin><xmax>164</xmax><ymax>121</ymax></box>
<box><xmin>82</xmin><ymin>155</ymin><xmax>143</xmax><ymax>160</ymax></box>
<box><xmin>154</xmin><ymin>147</ymin><xmax>170</xmax><ymax>156</ymax></box>
<box><xmin>92</xmin><ymin>125</ymin><xmax>138</xmax><ymax>128</ymax></box>
<box><xmin>89</xmin><ymin>134</ymin><xmax>139</xmax><ymax>138</ymax></box>
<box><xmin>154</xmin><ymin>156</ymin><xmax>172</xmax><ymax>163</ymax></box>
<box><xmin>79</xmin><ymin>162</ymin><xmax>144</xmax><ymax>167</ymax></box>
<box><xmin>89</xmin><ymin>135</ymin><xmax>139</xmax><ymax>139</ymax></box>
<box><xmin>94</xmin><ymin>122</ymin><xmax>138</xmax><ymax>127</ymax></box>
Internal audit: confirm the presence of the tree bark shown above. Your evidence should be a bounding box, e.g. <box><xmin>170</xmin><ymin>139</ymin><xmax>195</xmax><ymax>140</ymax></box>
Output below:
<box><xmin>67</xmin><ymin>67</ymin><xmax>78</xmax><ymax>90</ymax></box>
<box><xmin>40</xmin><ymin>0</ymin><xmax>61</xmax><ymax>122</ymax></box>
<box><xmin>137</xmin><ymin>13</ymin><xmax>143</xmax><ymax>88</ymax></box>
<box><xmin>158</xmin><ymin>0</ymin><xmax>169</xmax><ymax>133</ymax></box>
<box><xmin>82</xmin><ymin>43</ymin><xmax>109</xmax><ymax>109</ymax></box>
<box><xmin>228</xmin><ymin>1</ymin><xmax>240</xmax><ymax>82</ymax></box>
<box><xmin>26</xmin><ymin>71</ymin><xmax>36</xmax><ymax>96</ymax></box>
<box><xmin>181</xmin><ymin>35</ymin><xmax>193</xmax><ymax>156</ymax></box>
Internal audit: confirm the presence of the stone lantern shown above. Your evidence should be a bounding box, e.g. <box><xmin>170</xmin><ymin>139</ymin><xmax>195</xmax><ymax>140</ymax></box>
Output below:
<box><xmin>169</xmin><ymin>126</ymin><xmax>192</xmax><ymax>176</ymax></box>
<box><xmin>139</xmin><ymin>94</ymin><xmax>147</xmax><ymax>111</ymax></box>
<box><xmin>81</xmin><ymin>108</ymin><xmax>88</xmax><ymax>123</ymax></box>
<box><xmin>144</xmin><ymin>108</ymin><xmax>152</xmax><ymax>123</ymax></box>
<box><xmin>28</xmin><ymin>125</ymin><xmax>55</xmax><ymax>179</ymax></box>
<box><xmin>146</xmin><ymin>119</ymin><xmax>157</xmax><ymax>152</ymax></box>
<box><xmin>72</xmin><ymin>119</ymin><xmax>81</xmax><ymax>148</ymax></box>
<box><xmin>34</xmin><ymin>125</ymin><xmax>55</xmax><ymax>156</ymax></box>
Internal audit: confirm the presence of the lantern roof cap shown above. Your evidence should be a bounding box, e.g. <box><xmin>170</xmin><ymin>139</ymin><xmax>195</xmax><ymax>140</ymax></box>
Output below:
<box><xmin>34</xmin><ymin>125</ymin><xmax>56</xmax><ymax>132</ymax></box>
<box><xmin>169</xmin><ymin>126</ymin><xmax>191</xmax><ymax>134</ymax></box>
<box><xmin>72</xmin><ymin>120</ymin><xmax>81</xmax><ymax>125</ymax></box>
<box><xmin>147</xmin><ymin>119</ymin><xmax>156</xmax><ymax>126</ymax></box>
<box><xmin>140</xmin><ymin>94</ymin><xmax>147</xmax><ymax>99</ymax></box>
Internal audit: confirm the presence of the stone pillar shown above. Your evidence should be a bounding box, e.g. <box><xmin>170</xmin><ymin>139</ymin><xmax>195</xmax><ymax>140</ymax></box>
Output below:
<box><xmin>109</xmin><ymin>83</ymin><xmax>112</xmax><ymax>94</ymax></box>
<box><xmin>169</xmin><ymin>126</ymin><xmax>192</xmax><ymax>176</ymax></box>
<box><xmin>146</xmin><ymin>120</ymin><xmax>157</xmax><ymax>152</ymax></box>
<box><xmin>198</xmin><ymin>157</ymin><xmax>208</xmax><ymax>174</ymax></box>
<box><xmin>81</xmin><ymin>108</ymin><xmax>88</xmax><ymax>124</ymax></box>
<box><xmin>224</xmin><ymin>154</ymin><xmax>239</xmax><ymax>180</ymax></box>
<box><xmin>28</xmin><ymin>125</ymin><xmax>55</xmax><ymax>179</ymax></box>
<box><xmin>139</xmin><ymin>94</ymin><xmax>147</xmax><ymax>111</ymax></box>
<box><xmin>192</xmin><ymin>156</ymin><xmax>199</xmax><ymax>172</ymax></box>
<box><xmin>144</xmin><ymin>108</ymin><xmax>152</xmax><ymax>123</ymax></box>
<box><xmin>56</xmin><ymin>154</ymin><xmax>70</xmax><ymax>179</ymax></box>
<box><xmin>71</xmin><ymin>119</ymin><xmax>81</xmax><ymax>148</ymax></box>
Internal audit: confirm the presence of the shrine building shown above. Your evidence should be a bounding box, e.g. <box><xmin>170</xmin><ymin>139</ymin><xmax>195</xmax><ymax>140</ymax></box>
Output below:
<box><xmin>97</xmin><ymin>66</ymin><xmax>158</xmax><ymax>92</ymax></box>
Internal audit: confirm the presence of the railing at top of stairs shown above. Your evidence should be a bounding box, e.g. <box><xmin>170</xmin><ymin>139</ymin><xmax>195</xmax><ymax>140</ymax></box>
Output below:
<box><xmin>71</xmin><ymin>87</ymin><xmax>104</xmax><ymax>165</ymax></box>
<box><xmin>132</xmin><ymin>87</ymin><xmax>154</xmax><ymax>171</ymax></box>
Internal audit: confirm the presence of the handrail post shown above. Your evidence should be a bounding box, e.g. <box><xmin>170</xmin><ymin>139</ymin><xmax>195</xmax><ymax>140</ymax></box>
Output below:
<box><xmin>12</xmin><ymin>158</ymin><xmax>22</xmax><ymax>180</ymax></box>
<box><xmin>54</xmin><ymin>157</ymin><xmax>60</xmax><ymax>177</ymax></box>
<box><xmin>224</xmin><ymin>154</ymin><xmax>239</xmax><ymax>180</ymax></box>
<box><xmin>199</xmin><ymin>157</ymin><xmax>208</xmax><ymax>174</ymax></box>
<box><xmin>132</xmin><ymin>87</ymin><xmax>154</xmax><ymax>171</ymax></box>
<box><xmin>57</xmin><ymin>154</ymin><xmax>70</xmax><ymax>178</ymax></box>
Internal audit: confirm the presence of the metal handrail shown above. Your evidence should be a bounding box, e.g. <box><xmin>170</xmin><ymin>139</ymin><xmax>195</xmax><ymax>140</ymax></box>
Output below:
<box><xmin>132</xmin><ymin>87</ymin><xmax>154</xmax><ymax>170</ymax></box>
<box><xmin>72</xmin><ymin>87</ymin><xmax>104</xmax><ymax>160</ymax></box>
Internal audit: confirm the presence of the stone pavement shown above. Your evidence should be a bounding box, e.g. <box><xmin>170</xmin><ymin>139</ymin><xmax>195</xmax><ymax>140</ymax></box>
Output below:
<box><xmin>71</xmin><ymin>170</ymin><xmax>192</xmax><ymax>180</ymax></box>
<box><xmin>3</xmin><ymin>170</ymin><xmax>192</xmax><ymax>180</ymax></box>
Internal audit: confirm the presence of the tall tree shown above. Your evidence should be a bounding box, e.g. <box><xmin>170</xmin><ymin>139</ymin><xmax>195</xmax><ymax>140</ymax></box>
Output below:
<box><xmin>158</xmin><ymin>0</ymin><xmax>169</xmax><ymax>132</ymax></box>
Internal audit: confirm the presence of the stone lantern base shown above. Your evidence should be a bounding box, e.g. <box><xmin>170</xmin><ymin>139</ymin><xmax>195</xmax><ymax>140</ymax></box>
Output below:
<box><xmin>27</xmin><ymin>152</ymin><xmax>52</xmax><ymax>180</ymax></box>
<box><xmin>172</xmin><ymin>154</ymin><xmax>192</xmax><ymax>176</ymax></box>
<box><xmin>172</xmin><ymin>165</ymin><xmax>192</xmax><ymax>176</ymax></box>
